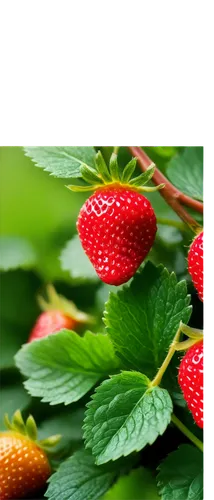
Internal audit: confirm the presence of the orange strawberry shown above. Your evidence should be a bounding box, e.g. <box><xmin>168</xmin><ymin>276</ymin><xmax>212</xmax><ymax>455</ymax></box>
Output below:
<box><xmin>0</xmin><ymin>411</ymin><xmax>60</xmax><ymax>499</ymax></box>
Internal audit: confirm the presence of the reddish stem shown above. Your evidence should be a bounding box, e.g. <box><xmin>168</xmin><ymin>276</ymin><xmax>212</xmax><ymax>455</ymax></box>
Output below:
<box><xmin>128</xmin><ymin>147</ymin><xmax>203</xmax><ymax>229</ymax></box>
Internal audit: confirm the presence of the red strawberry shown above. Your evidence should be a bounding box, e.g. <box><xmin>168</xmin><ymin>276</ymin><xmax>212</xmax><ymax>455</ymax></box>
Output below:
<box><xmin>28</xmin><ymin>285</ymin><xmax>92</xmax><ymax>342</ymax></box>
<box><xmin>178</xmin><ymin>340</ymin><xmax>203</xmax><ymax>428</ymax></box>
<box><xmin>28</xmin><ymin>310</ymin><xmax>77</xmax><ymax>342</ymax></box>
<box><xmin>77</xmin><ymin>185</ymin><xmax>157</xmax><ymax>285</ymax></box>
<box><xmin>188</xmin><ymin>231</ymin><xmax>203</xmax><ymax>301</ymax></box>
<box><xmin>0</xmin><ymin>411</ymin><xmax>60</xmax><ymax>500</ymax></box>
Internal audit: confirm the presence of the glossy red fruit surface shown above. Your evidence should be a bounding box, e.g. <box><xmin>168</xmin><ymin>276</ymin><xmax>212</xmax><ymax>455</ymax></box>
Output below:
<box><xmin>28</xmin><ymin>310</ymin><xmax>76</xmax><ymax>342</ymax></box>
<box><xmin>178</xmin><ymin>340</ymin><xmax>203</xmax><ymax>428</ymax></box>
<box><xmin>77</xmin><ymin>185</ymin><xmax>157</xmax><ymax>285</ymax></box>
<box><xmin>188</xmin><ymin>231</ymin><xmax>203</xmax><ymax>301</ymax></box>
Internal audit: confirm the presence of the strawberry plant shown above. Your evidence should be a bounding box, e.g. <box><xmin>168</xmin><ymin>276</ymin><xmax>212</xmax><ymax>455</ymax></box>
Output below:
<box><xmin>0</xmin><ymin>146</ymin><xmax>203</xmax><ymax>499</ymax></box>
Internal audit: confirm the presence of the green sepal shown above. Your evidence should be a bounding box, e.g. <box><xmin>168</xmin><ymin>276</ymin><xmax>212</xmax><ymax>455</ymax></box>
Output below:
<box><xmin>95</xmin><ymin>151</ymin><xmax>112</xmax><ymax>183</ymax></box>
<box><xmin>80</xmin><ymin>163</ymin><xmax>103</xmax><ymax>185</ymax></box>
<box><xmin>12</xmin><ymin>410</ymin><xmax>26</xmax><ymax>434</ymax></box>
<box><xmin>3</xmin><ymin>410</ymin><xmax>61</xmax><ymax>456</ymax></box>
<box><xmin>121</xmin><ymin>157</ymin><xmax>137</xmax><ymax>183</ymax></box>
<box><xmin>129</xmin><ymin>163</ymin><xmax>156</xmax><ymax>186</ymax></box>
<box><xmin>4</xmin><ymin>413</ymin><xmax>14</xmax><ymax>431</ymax></box>
<box><xmin>26</xmin><ymin>415</ymin><xmax>38</xmax><ymax>441</ymax></box>
<box><xmin>109</xmin><ymin>153</ymin><xmax>120</xmax><ymax>181</ymax></box>
<box><xmin>139</xmin><ymin>183</ymin><xmax>165</xmax><ymax>192</ymax></box>
<box><xmin>66</xmin><ymin>184</ymin><xmax>100</xmax><ymax>192</ymax></box>
<box><xmin>39</xmin><ymin>435</ymin><xmax>62</xmax><ymax>449</ymax></box>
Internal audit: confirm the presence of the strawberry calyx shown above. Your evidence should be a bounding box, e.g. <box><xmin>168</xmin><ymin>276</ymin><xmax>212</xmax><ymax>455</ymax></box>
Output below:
<box><xmin>67</xmin><ymin>151</ymin><xmax>165</xmax><ymax>193</ymax></box>
<box><xmin>3</xmin><ymin>410</ymin><xmax>61</xmax><ymax>454</ymax></box>
<box><xmin>175</xmin><ymin>322</ymin><xmax>203</xmax><ymax>351</ymax></box>
<box><xmin>37</xmin><ymin>284</ymin><xmax>94</xmax><ymax>325</ymax></box>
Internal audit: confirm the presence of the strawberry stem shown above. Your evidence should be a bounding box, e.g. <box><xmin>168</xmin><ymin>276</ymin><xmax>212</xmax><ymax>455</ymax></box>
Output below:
<box><xmin>150</xmin><ymin>324</ymin><xmax>182</xmax><ymax>387</ymax></box>
<box><xmin>171</xmin><ymin>414</ymin><xmax>203</xmax><ymax>452</ymax></box>
<box><xmin>128</xmin><ymin>146</ymin><xmax>203</xmax><ymax>230</ymax></box>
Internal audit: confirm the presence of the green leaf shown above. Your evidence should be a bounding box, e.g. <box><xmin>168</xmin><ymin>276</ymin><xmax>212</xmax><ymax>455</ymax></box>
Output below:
<box><xmin>45</xmin><ymin>449</ymin><xmax>118</xmax><ymax>500</ymax></box>
<box><xmin>104</xmin><ymin>262</ymin><xmax>191</xmax><ymax>378</ymax></box>
<box><xmin>0</xmin><ymin>383</ymin><xmax>31</xmax><ymax>430</ymax></box>
<box><xmin>0</xmin><ymin>236</ymin><xmax>36</xmax><ymax>271</ymax></box>
<box><xmin>157</xmin><ymin>444</ymin><xmax>203</xmax><ymax>500</ymax></box>
<box><xmin>84</xmin><ymin>371</ymin><xmax>173</xmax><ymax>464</ymax></box>
<box><xmin>166</xmin><ymin>147</ymin><xmax>203</xmax><ymax>201</ymax></box>
<box><xmin>101</xmin><ymin>468</ymin><xmax>160</xmax><ymax>500</ymax></box>
<box><xmin>24</xmin><ymin>147</ymin><xmax>96</xmax><ymax>178</ymax></box>
<box><xmin>60</xmin><ymin>235</ymin><xmax>99</xmax><ymax>282</ymax></box>
<box><xmin>15</xmin><ymin>330</ymin><xmax>120</xmax><ymax>405</ymax></box>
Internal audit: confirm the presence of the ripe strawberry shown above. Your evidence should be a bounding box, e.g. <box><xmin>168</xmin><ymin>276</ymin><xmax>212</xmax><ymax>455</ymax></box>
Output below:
<box><xmin>188</xmin><ymin>231</ymin><xmax>203</xmax><ymax>301</ymax></box>
<box><xmin>28</xmin><ymin>284</ymin><xmax>92</xmax><ymax>342</ymax></box>
<box><xmin>28</xmin><ymin>309</ymin><xmax>77</xmax><ymax>342</ymax></box>
<box><xmin>77</xmin><ymin>185</ymin><xmax>157</xmax><ymax>285</ymax></box>
<box><xmin>178</xmin><ymin>340</ymin><xmax>203</xmax><ymax>428</ymax></box>
<box><xmin>0</xmin><ymin>411</ymin><xmax>60</xmax><ymax>500</ymax></box>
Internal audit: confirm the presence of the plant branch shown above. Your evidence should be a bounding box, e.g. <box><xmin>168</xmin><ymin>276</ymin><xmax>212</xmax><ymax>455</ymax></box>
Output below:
<box><xmin>171</xmin><ymin>414</ymin><xmax>203</xmax><ymax>452</ymax></box>
<box><xmin>128</xmin><ymin>147</ymin><xmax>203</xmax><ymax>229</ymax></box>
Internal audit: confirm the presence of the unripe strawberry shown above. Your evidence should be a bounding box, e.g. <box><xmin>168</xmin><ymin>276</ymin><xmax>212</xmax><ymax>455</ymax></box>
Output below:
<box><xmin>0</xmin><ymin>411</ymin><xmax>60</xmax><ymax>500</ymax></box>
<box><xmin>28</xmin><ymin>285</ymin><xmax>92</xmax><ymax>342</ymax></box>
<box><xmin>188</xmin><ymin>231</ymin><xmax>203</xmax><ymax>301</ymax></box>
<box><xmin>178</xmin><ymin>340</ymin><xmax>203</xmax><ymax>428</ymax></box>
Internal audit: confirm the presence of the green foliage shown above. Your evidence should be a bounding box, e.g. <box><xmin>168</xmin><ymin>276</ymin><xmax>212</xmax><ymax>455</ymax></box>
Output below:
<box><xmin>104</xmin><ymin>262</ymin><xmax>191</xmax><ymax>377</ymax></box>
<box><xmin>84</xmin><ymin>371</ymin><xmax>173</xmax><ymax>464</ymax></box>
<box><xmin>167</xmin><ymin>147</ymin><xmax>203</xmax><ymax>201</ymax></box>
<box><xmin>157</xmin><ymin>445</ymin><xmax>203</xmax><ymax>500</ymax></box>
<box><xmin>60</xmin><ymin>235</ymin><xmax>99</xmax><ymax>282</ymax></box>
<box><xmin>0</xmin><ymin>146</ymin><xmax>203</xmax><ymax>500</ymax></box>
<box><xmin>101</xmin><ymin>468</ymin><xmax>160</xmax><ymax>500</ymax></box>
<box><xmin>45</xmin><ymin>449</ymin><xmax>118</xmax><ymax>500</ymax></box>
<box><xmin>24</xmin><ymin>146</ymin><xmax>96</xmax><ymax>178</ymax></box>
<box><xmin>0</xmin><ymin>236</ymin><xmax>36</xmax><ymax>271</ymax></box>
<box><xmin>15</xmin><ymin>330</ymin><xmax>120</xmax><ymax>405</ymax></box>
